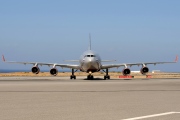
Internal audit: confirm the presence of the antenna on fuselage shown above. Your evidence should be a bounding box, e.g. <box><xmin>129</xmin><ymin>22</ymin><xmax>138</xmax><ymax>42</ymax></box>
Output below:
<box><xmin>89</xmin><ymin>33</ymin><xmax>91</xmax><ymax>50</ymax></box>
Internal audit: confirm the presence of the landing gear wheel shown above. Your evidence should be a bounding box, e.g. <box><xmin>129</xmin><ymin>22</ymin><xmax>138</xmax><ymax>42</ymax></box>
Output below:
<box><xmin>104</xmin><ymin>69</ymin><xmax>110</xmax><ymax>80</ymax></box>
<box><xmin>70</xmin><ymin>75</ymin><xmax>76</xmax><ymax>79</ymax></box>
<box><xmin>70</xmin><ymin>69</ymin><xmax>76</xmax><ymax>80</ymax></box>
<box><xmin>104</xmin><ymin>75</ymin><xmax>110</xmax><ymax>80</ymax></box>
<box><xmin>87</xmin><ymin>75</ymin><xmax>94</xmax><ymax>80</ymax></box>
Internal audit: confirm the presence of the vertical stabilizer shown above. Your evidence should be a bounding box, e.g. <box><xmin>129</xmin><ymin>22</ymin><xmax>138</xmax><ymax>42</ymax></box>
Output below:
<box><xmin>89</xmin><ymin>33</ymin><xmax>91</xmax><ymax>50</ymax></box>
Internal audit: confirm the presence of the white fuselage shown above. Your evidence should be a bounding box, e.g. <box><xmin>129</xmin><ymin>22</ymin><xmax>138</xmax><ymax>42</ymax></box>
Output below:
<box><xmin>79</xmin><ymin>50</ymin><xmax>102</xmax><ymax>73</ymax></box>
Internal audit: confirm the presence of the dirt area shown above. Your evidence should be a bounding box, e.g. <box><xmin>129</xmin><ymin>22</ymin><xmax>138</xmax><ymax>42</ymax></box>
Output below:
<box><xmin>0</xmin><ymin>72</ymin><xmax>180</xmax><ymax>78</ymax></box>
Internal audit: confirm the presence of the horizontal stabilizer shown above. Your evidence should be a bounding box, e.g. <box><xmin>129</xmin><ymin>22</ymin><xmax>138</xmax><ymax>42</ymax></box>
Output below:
<box><xmin>64</xmin><ymin>60</ymin><xmax>79</xmax><ymax>62</ymax></box>
<box><xmin>101</xmin><ymin>60</ymin><xmax>116</xmax><ymax>62</ymax></box>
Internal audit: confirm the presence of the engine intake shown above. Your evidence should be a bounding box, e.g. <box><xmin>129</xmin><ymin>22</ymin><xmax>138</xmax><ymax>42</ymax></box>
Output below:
<box><xmin>141</xmin><ymin>67</ymin><xmax>149</xmax><ymax>75</ymax></box>
<box><xmin>31</xmin><ymin>66</ymin><xmax>40</xmax><ymax>74</ymax></box>
<box><xmin>50</xmin><ymin>68</ymin><xmax>58</xmax><ymax>76</ymax></box>
<box><xmin>122</xmin><ymin>68</ymin><xmax>131</xmax><ymax>76</ymax></box>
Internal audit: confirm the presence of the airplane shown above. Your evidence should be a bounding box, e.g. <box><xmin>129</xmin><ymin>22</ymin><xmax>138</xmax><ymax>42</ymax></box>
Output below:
<box><xmin>2</xmin><ymin>35</ymin><xmax>178</xmax><ymax>80</ymax></box>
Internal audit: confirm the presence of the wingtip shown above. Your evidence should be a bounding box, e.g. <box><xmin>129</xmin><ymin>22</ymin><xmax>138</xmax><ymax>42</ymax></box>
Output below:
<box><xmin>2</xmin><ymin>55</ymin><xmax>5</xmax><ymax>62</ymax></box>
<box><xmin>175</xmin><ymin>55</ymin><xmax>178</xmax><ymax>62</ymax></box>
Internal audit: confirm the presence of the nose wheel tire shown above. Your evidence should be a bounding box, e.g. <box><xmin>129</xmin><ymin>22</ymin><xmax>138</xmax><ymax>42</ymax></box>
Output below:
<box><xmin>87</xmin><ymin>75</ymin><xmax>94</xmax><ymax>80</ymax></box>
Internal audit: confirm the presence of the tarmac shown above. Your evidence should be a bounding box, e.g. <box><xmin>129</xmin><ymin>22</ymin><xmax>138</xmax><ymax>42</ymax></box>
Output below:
<box><xmin>0</xmin><ymin>76</ymin><xmax>180</xmax><ymax>120</ymax></box>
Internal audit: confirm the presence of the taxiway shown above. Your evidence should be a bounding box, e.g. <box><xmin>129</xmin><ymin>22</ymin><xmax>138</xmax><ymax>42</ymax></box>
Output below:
<box><xmin>0</xmin><ymin>77</ymin><xmax>180</xmax><ymax>120</ymax></box>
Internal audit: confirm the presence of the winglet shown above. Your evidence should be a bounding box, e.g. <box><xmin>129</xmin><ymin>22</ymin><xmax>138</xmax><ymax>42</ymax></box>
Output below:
<box><xmin>174</xmin><ymin>55</ymin><xmax>178</xmax><ymax>62</ymax></box>
<box><xmin>2</xmin><ymin>55</ymin><xmax>6</xmax><ymax>62</ymax></box>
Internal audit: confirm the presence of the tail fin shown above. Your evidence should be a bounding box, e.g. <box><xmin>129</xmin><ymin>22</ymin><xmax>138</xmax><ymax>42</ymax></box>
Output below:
<box><xmin>89</xmin><ymin>33</ymin><xmax>91</xmax><ymax>50</ymax></box>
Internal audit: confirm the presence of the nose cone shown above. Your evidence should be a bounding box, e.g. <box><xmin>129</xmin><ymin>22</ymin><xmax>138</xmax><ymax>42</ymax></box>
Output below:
<box><xmin>85</xmin><ymin>58</ymin><xmax>98</xmax><ymax>69</ymax></box>
<box><xmin>81</xmin><ymin>53</ymin><xmax>100</xmax><ymax>72</ymax></box>
<box><xmin>86</xmin><ymin>58</ymin><xmax>93</xmax><ymax>67</ymax></box>
<box><xmin>85</xmin><ymin>57</ymin><xmax>93</xmax><ymax>62</ymax></box>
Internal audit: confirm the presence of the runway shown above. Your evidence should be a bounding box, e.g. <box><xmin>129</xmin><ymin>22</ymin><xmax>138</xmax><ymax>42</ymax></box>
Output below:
<box><xmin>0</xmin><ymin>77</ymin><xmax>180</xmax><ymax>120</ymax></box>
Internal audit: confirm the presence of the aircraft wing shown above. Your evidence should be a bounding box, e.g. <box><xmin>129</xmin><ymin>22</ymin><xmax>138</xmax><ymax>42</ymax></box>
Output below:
<box><xmin>2</xmin><ymin>55</ymin><xmax>80</xmax><ymax>69</ymax></box>
<box><xmin>101</xmin><ymin>56</ymin><xmax>178</xmax><ymax>69</ymax></box>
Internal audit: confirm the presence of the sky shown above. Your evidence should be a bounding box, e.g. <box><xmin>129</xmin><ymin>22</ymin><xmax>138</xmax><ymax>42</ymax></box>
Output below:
<box><xmin>0</xmin><ymin>0</ymin><xmax>180</xmax><ymax>72</ymax></box>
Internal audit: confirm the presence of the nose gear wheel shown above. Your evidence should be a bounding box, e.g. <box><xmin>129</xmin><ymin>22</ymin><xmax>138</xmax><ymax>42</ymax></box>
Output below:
<box><xmin>87</xmin><ymin>75</ymin><xmax>94</xmax><ymax>80</ymax></box>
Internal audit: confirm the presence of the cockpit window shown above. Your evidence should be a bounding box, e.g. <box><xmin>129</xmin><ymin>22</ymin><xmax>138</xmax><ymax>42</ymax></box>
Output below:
<box><xmin>84</xmin><ymin>55</ymin><xmax>96</xmax><ymax>57</ymax></box>
<box><xmin>91</xmin><ymin>55</ymin><xmax>96</xmax><ymax>57</ymax></box>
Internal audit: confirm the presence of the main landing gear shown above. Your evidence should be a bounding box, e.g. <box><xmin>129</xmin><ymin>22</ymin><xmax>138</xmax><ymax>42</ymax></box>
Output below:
<box><xmin>104</xmin><ymin>69</ymin><xmax>110</xmax><ymax>80</ymax></box>
<box><xmin>70</xmin><ymin>69</ymin><xmax>76</xmax><ymax>79</ymax></box>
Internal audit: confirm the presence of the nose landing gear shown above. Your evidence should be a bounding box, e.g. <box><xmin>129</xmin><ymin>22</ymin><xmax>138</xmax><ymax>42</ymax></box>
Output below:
<box><xmin>87</xmin><ymin>75</ymin><xmax>94</xmax><ymax>80</ymax></box>
<box><xmin>87</xmin><ymin>71</ymin><xmax>94</xmax><ymax>80</ymax></box>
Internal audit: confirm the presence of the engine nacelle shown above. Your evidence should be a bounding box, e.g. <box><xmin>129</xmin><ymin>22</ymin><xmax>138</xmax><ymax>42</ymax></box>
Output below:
<box><xmin>31</xmin><ymin>66</ymin><xmax>40</xmax><ymax>74</ymax></box>
<box><xmin>141</xmin><ymin>67</ymin><xmax>149</xmax><ymax>75</ymax></box>
<box><xmin>50</xmin><ymin>68</ymin><xmax>58</xmax><ymax>76</ymax></box>
<box><xmin>122</xmin><ymin>68</ymin><xmax>131</xmax><ymax>76</ymax></box>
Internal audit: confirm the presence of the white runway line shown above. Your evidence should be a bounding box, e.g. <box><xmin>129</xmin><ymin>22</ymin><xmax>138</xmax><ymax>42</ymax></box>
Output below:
<box><xmin>122</xmin><ymin>112</ymin><xmax>180</xmax><ymax>120</ymax></box>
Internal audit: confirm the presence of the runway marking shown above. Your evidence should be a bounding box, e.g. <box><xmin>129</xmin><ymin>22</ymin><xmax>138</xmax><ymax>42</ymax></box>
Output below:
<box><xmin>122</xmin><ymin>112</ymin><xmax>180</xmax><ymax>120</ymax></box>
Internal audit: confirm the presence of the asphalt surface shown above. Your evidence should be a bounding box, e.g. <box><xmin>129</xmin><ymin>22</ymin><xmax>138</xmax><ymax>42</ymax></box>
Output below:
<box><xmin>0</xmin><ymin>76</ymin><xmax>180</xmax><ymax>120</ymax></box>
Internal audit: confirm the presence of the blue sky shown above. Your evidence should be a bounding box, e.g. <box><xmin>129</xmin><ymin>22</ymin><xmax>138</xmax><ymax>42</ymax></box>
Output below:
<box><xmin>0</xmin><ymin>0</ymin><xmax>180</xmax><ymax>72</ymax></box>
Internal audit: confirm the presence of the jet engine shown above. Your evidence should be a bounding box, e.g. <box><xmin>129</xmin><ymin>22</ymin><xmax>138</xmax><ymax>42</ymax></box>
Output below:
<box><xmin>140</xmin><ymin>67</ymin><xmax>149</xmax><ymax>75</ymax></box>
<box><xmin>122</xmin><ymin>68</ymin><xmax>131</xmax><ymax>76</ymax></box>
<box><xmin>50</xmin><ymin>68</ymin><xmax>58</xmax><ymax>76</ymax></box>
<box><xmin>31</xmin><ymin>66</ymin><xmax>40</xmax><ymax>74</ymax></box>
